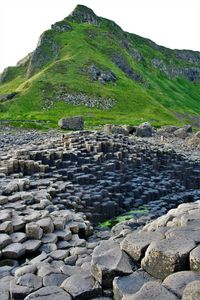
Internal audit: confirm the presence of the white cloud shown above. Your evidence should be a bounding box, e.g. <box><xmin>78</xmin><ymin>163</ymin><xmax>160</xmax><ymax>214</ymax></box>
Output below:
<box><xmin>0</xmin><ymin>0</ymin><xmax>200</xmax><ymax>72</ymax></box>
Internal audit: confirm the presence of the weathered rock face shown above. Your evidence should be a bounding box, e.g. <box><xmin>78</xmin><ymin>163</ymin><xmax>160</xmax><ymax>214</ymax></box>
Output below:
<box><xmin>151</xmin><ymin>58</ymin><xmax>200</xmax><ymax>81</ymax></box>
<box><xmin>103</xmin><ymin>124</ymin><xmax>129</xmax><ymax>135</ymax></box>
<box><xmin>136</xmin><ymin>122</ymin><xmax>153</xmax><ymax>137</ymax></box>
<box><xmin>121</xmin><ymin>230</ymin><xmax>164</xmax><ymax>261</ymax></box>
<box><xmin>157</xmin><ymin>125</ymin><xmax>179</xmax><ymax>137</ymax></box>
<box><xmin>58</xmin><ymin>116</ymin><xmax>84</xmax><ymax>130</ymax></box>
<box><xmin>86</xmin><ymin>65</ymin><xmax>116</xmax><ymax>84</ymax></box>
<box><xmin>2</xmin><ymin>242</ymin><xmax>26</xmax><ymax>259</ymax></box>
<box><xmin>51</xmin><ymin>21</ymin><xmax>72</xmax><ymax>33</ymax></box>
<box><xmin>61</xmin><ymin>273</ymin><xmax>102</xmax><ymax>299</ymax></box>
<box><xmin>141</xmin><ymin>237</ymin><xmax>196</xmax><ymax>280</ymax></box>
<box><xmin>190</xmin><ymin>245</ymin><xmax>200</xmax><ymax>271</ymax></box>
<box><xmin>182</xmin><ymin>280</ymin><xmax>200</xmax><ymax>300</ymax></box>
<box><xmin>113</xmin><ymin>271</ymin><xmax>155</xmax><ymax>300</ymax></box>
<box><xmin>123</xmin><ymin>281</ymin><xmax>179</xmax><ymax>300</ymax></box>
<box><xmin>174</xmin><ymin>125</ymin><xmax>192</xmax><ymax>139</ymax></box>
<box><xmin>68</xmin><ymin>5</ymin><xmax>100</xmax><ymax>25</ymax></box>
<box><xmin>112</xmin><ymin>53</ymin><xmax>143</xmax><ymax>83</ymax></box>
<box><xmin>163</xmin><ymin>271</ymin><xmax>200</xmax><ymax>298</ymax></box>
<box><xmin>175</xmin><ymin>49</ymin><xmax>200</xmax><ymax>65</ymax></box>
<box><xmin>24</xmin><ymin>286</ymin><xmax>72</xmax><ymax>300</ymax></box>
<box><xmin>27</xmin><ymin>31</ymin><xmax>60</xmax><ymax>77</ymax></box>
<box><xmin>91</xmin><ymin>240</ymin><xmax>133</xmax><ymax>288</ymax></box>
<box><xmin>195</xmin><ymin>131</ymin><xmax>200</xmax><ymax>138</ymax></box>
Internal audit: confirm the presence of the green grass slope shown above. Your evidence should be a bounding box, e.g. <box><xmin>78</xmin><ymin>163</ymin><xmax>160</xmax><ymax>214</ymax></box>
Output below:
<box><xmin>0</xmin><ymin>5</ymin><xmax>200</xmax><ymax>128</ymax></box>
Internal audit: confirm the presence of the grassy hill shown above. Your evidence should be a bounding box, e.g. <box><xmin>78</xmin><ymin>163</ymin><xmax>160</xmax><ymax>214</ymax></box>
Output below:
<box><xmin>0</xmin><ymin>4</ymin><xmax>200</xmax><ymax>129</ymax></box>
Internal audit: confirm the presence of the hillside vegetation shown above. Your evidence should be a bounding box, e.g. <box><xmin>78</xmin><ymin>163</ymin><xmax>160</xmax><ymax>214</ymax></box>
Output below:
<box><xmin>0</xmin><ymin>5</ymin><xmax>200</xmax><ymax>128</ymax></box>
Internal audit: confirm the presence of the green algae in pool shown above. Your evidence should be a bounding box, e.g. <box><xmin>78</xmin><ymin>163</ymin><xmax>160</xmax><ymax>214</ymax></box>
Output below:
<box><xmin>99</xmin><ymin>206</ymin><xmax>149</xmax><ymax>228</ymax></box>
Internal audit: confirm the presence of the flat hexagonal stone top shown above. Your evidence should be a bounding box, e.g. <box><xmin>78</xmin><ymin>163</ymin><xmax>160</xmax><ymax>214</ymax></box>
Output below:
<box><xmin>24</xmin><ymin>286</ymin><xmax>72</xmax><ymax>300</ymax></box>
<box><xmin>141</xmin><ymin>237</ymin><xmax>196</xmax><ymax>280</ymax></box>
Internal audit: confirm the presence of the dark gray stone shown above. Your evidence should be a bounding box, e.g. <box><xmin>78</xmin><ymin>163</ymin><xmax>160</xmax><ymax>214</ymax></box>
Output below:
<box><xmin>58</xmin><ymin>116</ymin><xmax>84</xmax><ymax>130</ymax></box>
<box><xmin>121</xmin><ymin>230</ymin><xmax>164</xmax><ymax>261</ymax></box>
<box><xmin>141</xmin><ymin>237</ymin><xmax>196</xmax><ymax>280</ymax></box>
<box><xmin>163</xmin><ymin>271</ymin><xmax>200</xmax><ymax>298</ymax></box>
<box><xmin>61</xmin><ymin>273</ymin><xmax>102</xmax><ymax>299</ymax></box>
<box><xmin>182</xmin><ymin>280</ymin><xmax>200</xmax><ymax>300</ymax></box>
<box><xmin>24</xmin><ymin>286</ymin><xmax>72</xmax><ymax>300</ymax></box>
<box><xmin>91</xmin><ymin>240</ymin><xmax>133</xmax><ymax>288</ymax></box>
<box><xmin>123</xmin><ymin>281</ymin><xmax>179</xmax><ymax>300</ymax></box>
<box><xmin>43</xmin><ymin>273</ymin><xmax>68</xmax><ymax>286</ymax></box>
<box><xmin>2</xmin><ymin>243</ymin><xmax>25</xmax><ymax>259</ymax></box>
<box><xmin>113</xmin><ymin>270</ymin><xmax>155</xmax><ymax>300</ymax></box>
<box><xmin>136</xmin><ymin>123</ymin><xmax>153</xmax><ymax>137</ymax></box>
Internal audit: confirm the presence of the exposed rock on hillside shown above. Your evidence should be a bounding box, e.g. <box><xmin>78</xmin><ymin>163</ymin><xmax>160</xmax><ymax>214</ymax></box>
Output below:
<box><xmin>51</xmin><ymin>21</ymin><xmax>72</xmax><ymax>33</ymax></box>
<box><xmin>86</xmin><ymin>65</ymin><xmax>117</xmax><ymax>84</ymax></box>
<box><xmin>112</xmin><ymin>53</ymin><xmax>143</xmax><ymax>82</ymax></box>
<box><xmin>151</xmin><ymin>58</ymin><xmax>200</xmax><ymax>81</ymax></box>
<box><xmin>67</xmin><ymin>4</ymin><xmax>100</xmax><ymax>25</ymax></box>
<box><xmin>27</xmin><ymin>31</ymin><xmax>60</xmax><ymax>77</ymax></box>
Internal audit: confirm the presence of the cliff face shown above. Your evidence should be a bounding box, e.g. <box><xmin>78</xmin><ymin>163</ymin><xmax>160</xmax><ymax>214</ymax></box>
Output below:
<box><xmin>0</xmin><ymin>5</ymin><xmax>199</xmax><ymax>127</ymax></box>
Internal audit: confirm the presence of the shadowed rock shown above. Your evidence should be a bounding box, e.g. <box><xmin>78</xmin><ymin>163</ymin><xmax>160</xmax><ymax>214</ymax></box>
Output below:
<box><xmin>91</xmin><ymin>240</ymin><xmax>133</xmax><ymax>288</ymax></box>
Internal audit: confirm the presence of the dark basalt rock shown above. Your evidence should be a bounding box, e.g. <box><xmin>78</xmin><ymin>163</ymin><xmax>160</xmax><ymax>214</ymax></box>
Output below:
<box><xmin>91</xmin><ymin>240</ymin><xmax>133</xmax><ymax>288</ymax></box>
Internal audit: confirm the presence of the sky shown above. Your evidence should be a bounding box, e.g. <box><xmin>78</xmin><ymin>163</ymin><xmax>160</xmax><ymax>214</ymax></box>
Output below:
<box><xmin>0</xmin><ymin>0</ymin><xmax>200</xmax><ymax>72</ymax></box>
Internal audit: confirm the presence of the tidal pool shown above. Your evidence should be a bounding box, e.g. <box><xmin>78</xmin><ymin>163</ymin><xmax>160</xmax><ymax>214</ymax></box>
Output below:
<box><xmin>99</xmin><ymin>206</ymin><xmax>149</xmax><ymax>228</ymax></box>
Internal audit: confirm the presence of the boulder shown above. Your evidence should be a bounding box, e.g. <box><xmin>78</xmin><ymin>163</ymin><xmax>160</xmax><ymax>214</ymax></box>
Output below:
<box><xmin>120</xmin><ymin>230</ymin><xmax>164</xmax><ymax>261</ymax></box>
<box><xmin>91</xmin><ymin>240</ymin><xmax>133</xmax><ymax>288</ymax></box>
<box><xmin>58</xmin><ymin>116</ymin><xmax>84</xmax><ymax>130</ymax></box>
<box><xmin>182</xmin><ymin>280</ymin><xmax>200</xmax><ymax>300</ymax></box>
<box><xmin>187</xmin><ymin>136</ymin><xmax>200</xmax><ymax>147</ymax></box>
<box><xmin>122</xmin><ymin>125</ymin><xmax>137</xmax><ymax>134</ymax></box>
<box><xmin>26</xmin><ymin>223</ymin><xmax>43</xmax><ymax>240</ymax></box>
<box><xmin>24</xmin><ymin>286</ymin><xmax>72</xmax><ymax>300</ymax></box>
<box><xmin>103</xmin><ymin>124</ymin><xmax>113</xmax><ymax>134</ymax></box>
<box><xmin>157</xmin><ymin>126</ymin><xmax>178</xmax><ymax>136</ymax></box>
<box><xmin>113</xmin><ymin>270</ymin><xmax>155</xmax><ymax>300</ymax></box>
<box><xmin>141</xmin><ymin>237</ymin><xmax>196</xmax><ymax>280</ymax></box>
<box><xmin>111</xmin><ymin>126</ymin><xmax>129</xmax><ymax>136</ymax></box>
<box><xmin>2</xmin><ymin>242</ymin><xmax>26</xmax><ymax>259</ymax></box>
<box><xmin>163</xmin><ymin>271</ymin><xmax>200</xmax><ymax>298</ymax></box>
<box><xmin>23</xmin><ymin>240</ymin><xmax>42</xmax><ymax>253</ymax></box>
<box><xmin>15</xmin><ymin>265</ymin><xmax>37</xmax><ymax>278</ymax></box>
<box><xmin>37</xmin><ymin>218</ymin><xmax>54</xmax><ymax>234</ymax></box>
<box><xmin>190</xmin><ymin>245</ymin><xmax>200</xmax><ymax>271</ymax></box>
<box><xmin>10</xmin><ymin>280</ymin><xmax>32</xmax><ymax>300</ymax></box>
<box><xmin>136</xmin><ymin>122</ymin><xmax>152</xmax><ymax>137</ymax></box>
<box><xmin>123</xmin><ymin>281</ymin><xmax>179</xmax><ymax>300</ymax></box>
<box><xmin>16</xmin><ymin>273</ymin><xmax>42</xmax><ymax>292</ymax></box>
<box><xmin>195</xmin><ymin>131</ymin><xmax>200</xmax><ymax>138</ymax></box>
<box><xmin>0</xmin><ymin>196</ymin><xmax>8</xmax><ymax>205</ymax></box>
<box><xmin>61</xmin><ymin>273</ymin><xmax>102</xmax><ymax>299</ymax></box>
<box><xmin>43</xmin><ymin>273</ymin><xmax>68</xmax><ymax>286</ymax></box>
<box><xmin>0</xmin><ymin>234</ymin><xmax>12</xmax><ymax>250</ymax></box>
<box><xmin>103</xmin><ymin>125</ymin><xmax>129</xmax><ymax>135</ymax></box>
<box><xmin>174</xmin><ymin>125</ymin><xmax>192</xmax><ymax>139</ymax></box>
